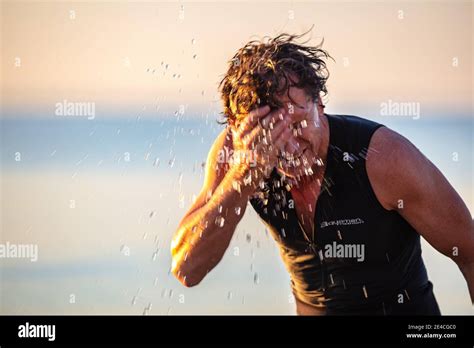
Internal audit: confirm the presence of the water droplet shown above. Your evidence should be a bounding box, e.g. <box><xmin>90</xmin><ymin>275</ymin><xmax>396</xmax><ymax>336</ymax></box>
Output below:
<box><xmin>253</xmin><ymin>273</ymin><xmax>259</xmax><ymax>284</ymax></box>
<box><xmin>143</xmin><ymin>302</ymin><xmax>152</xmax><ymax>315</ymax></box>
<box><xmin>191</xmin><ymin>38</ymin><xmax>196</xmax><ymax>45</ymax></box>
<box><xmin>215</xmin><ymin>216</ymin><xmax>225</xmax><ymax>227</ymax></box>
<box><xmin>227</xmin><ymin>291</ymin><xmax>233</xmax><ymax>300</ymax></box>
<box><xmin>192</xmin><ymin>54</ymin><xmax>197</xmax><ymax>59</ymax></box>
<box><xmin>234</xmin><ymin>206</ymin><xmax>241</xmax><ymax>215</ymax></box>
<box><xmin>246</xmin><ymin>233</ymin><xmax>251</xmax><ymax>243</ymax></box>
<box><xmin>362</xmin><ymin>285</ymin><xmax>368</xmax><ymax>298</ymax></box>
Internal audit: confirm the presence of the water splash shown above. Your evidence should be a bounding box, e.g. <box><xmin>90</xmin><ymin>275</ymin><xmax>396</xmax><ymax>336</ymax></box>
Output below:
<box><xmin>143</xmin><ymin>302</ymin><xmax>152</xmax><ymax>315</ymax></box>
<box><xmin>215</xmin><ymin>216</ymin><xmax>225</xmax><ymax>227</ymax></box>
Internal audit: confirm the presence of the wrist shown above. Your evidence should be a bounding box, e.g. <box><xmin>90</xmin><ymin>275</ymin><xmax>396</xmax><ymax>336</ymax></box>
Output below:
<box><xmin>229</xmin><ymin>163</ymin><xmax>266</xmax><ymax>194</ymax></box>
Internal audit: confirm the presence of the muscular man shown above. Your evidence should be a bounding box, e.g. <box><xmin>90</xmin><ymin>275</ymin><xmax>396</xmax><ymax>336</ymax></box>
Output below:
<box><xmin>170</xmin><ymin>33</ymin><xmax>473</xmax><ymax>315</ymax></box>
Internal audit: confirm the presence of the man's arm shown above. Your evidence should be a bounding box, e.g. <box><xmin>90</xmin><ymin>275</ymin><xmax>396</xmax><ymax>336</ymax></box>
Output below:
<box><xmin>171</xmin><ymin>104</ymin><xmax>290</xmax><ymax>287</ymax></box>
<box><xmin>367</xmin><ymin>127</ymin><xmax>474</xmax><ymax>304</ymax></box>
<box><xmin>170</xmin><ymin>128</ymin><xmax>254</xmax><ymax>287</ymax></box>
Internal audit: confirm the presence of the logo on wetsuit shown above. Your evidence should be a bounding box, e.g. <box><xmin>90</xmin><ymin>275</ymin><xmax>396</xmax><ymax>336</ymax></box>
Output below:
<box><xmin>320</xmin><ymin>218</ymin><xmax>365</xmax><ymax>229</ymax></box>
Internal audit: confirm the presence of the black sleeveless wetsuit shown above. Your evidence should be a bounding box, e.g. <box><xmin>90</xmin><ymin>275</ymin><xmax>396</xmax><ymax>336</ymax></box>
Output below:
<box><xmin>249</xmin><ymin>114</ymin><xmax>441</xmax><ymax>315</ymax></box>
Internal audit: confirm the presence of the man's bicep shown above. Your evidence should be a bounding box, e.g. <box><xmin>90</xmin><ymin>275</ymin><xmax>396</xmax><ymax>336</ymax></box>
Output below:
<box><xmin>397</xmin><ymin>152</ymin><xmax>474</xmax><ymax>263</ymax></box>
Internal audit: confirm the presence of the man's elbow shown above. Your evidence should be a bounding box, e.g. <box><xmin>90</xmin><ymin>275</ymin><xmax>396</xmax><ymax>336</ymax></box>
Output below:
<box><xmin>172</xmin><ymin>268</ymin><xmax>203</xmax><ymax>288</ymax></box>
<box><xmin>171</xmin><ymin>256</ymin><xmax>205</xmax><ymax>288</ymax></box>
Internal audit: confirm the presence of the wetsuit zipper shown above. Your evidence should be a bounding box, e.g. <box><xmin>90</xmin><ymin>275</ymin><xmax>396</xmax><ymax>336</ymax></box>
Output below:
<box><xmin>297</xmin><ymin>219</ymin><xmax>327</xmax><ymax>291</ymax></box>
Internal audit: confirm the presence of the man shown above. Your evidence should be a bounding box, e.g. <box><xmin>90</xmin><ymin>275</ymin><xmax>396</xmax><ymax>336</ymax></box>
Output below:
<box><xmin>170</xmin><ymin>32</ymin><xmax>473</xmax><ymax>315</ymax></box>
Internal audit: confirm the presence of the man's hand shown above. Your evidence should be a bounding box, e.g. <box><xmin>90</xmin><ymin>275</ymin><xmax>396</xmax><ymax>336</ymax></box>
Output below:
<box><xmin>231</xmin><ymin>105</ymin><xmax>292</xmax><ymax>178</ymax></box>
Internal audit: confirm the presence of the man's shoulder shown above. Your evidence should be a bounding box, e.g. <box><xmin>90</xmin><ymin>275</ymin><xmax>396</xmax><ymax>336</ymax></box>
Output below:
<box><xmin>366</xmin><ymin>126</ymin><xmax>423</xmax><ymax>210</ymax></box>
<box><xmin>326</xmin><ymin>114</ymin><xmax>385</xmax><ymax>157</ymax></box>
<box><xmin>327</xmin><ymin>113</ymin><xmax>382</xmax><ymax>128</ymax></box>
<box><xmin>368</xmin><ymin>126</ymin><xmax>414</xmax><ymax>165</ymax></box>
<box><xmin>327</xmin><ymin>113</ymin><xmax>384</xmax><ymax>139</ymax></box>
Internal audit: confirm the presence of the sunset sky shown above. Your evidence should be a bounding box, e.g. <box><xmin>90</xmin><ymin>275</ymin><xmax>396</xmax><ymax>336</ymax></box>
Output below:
<box><xmin>2</xmin><ymin>1</ymin><xmax>472</xmax><ymax>118</ymax></box>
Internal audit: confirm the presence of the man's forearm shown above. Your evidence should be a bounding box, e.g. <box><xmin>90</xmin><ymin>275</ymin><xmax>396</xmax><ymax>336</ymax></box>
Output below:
<box><xmin>171</xmin><ymin>164</ymin><xmax>264</xmax><ymax>285</ymax></box>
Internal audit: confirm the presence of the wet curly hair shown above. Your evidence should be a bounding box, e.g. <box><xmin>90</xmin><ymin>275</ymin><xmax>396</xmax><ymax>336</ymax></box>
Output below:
<box><xmin>218</xmin><ymin>28</ymin><xmax>332</xmax><ymax>127</ymax></box>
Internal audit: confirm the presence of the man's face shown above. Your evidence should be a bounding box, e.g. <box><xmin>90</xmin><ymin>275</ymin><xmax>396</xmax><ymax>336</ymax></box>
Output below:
<box><xmin>273</xmin><ymin>86</ymin><xmax>322</xmax><ymax>179</ymax></box>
